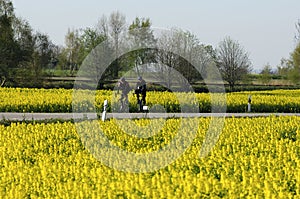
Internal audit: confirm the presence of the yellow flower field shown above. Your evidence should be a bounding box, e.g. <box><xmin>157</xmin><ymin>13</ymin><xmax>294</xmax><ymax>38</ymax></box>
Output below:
<box><xmin>1</xmin><ymin>88</ymin><xmax>300</xmax><ymax>113</ymax></box>
<box><xmin>0</xmin><ymin>116</ymin><xmax>299</xmax><ymax>198</ymax></box>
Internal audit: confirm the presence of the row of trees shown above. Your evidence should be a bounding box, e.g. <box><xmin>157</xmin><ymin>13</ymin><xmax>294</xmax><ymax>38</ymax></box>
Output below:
<box><xmin>63</xmin><ymin>14</ymin><xmax>300</xmax><ymax>89</ymax></box>
<box><xmin>60</xmin><ymin>16</ymin><xmax>300</xmax><ymax>89</ymax></box>
<box><xmin>58</xmin><ymin>12</ymin><xmax>253</xmax><ymax>90</ymax></box>
<box><xmin>1</xmin><ymin>0</ymin><xmax>298</xmax><ymax>90</ymax></box>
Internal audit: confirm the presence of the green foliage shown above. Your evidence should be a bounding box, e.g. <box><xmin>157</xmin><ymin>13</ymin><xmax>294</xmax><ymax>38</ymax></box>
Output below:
<box><xmin>79</xmin><ymin>27</ymin><xmax>106</xmax><ymax>61</ymax></box>
<box><xmin>259</xmin><ymin>64</ymin><xmax>272</xmax><ymax>85</ymax></box>
<box><xmin>292</xmin><ymin>43</ymin><xmax>300</xmax><ymax>69</ymax></box>
<box><xmin>127</xmin><ymin>17</ymin><xmax>156</xmax><ymax>77</ymax></box>
<box><xmin>279</xmin><ymin>128</ymin><xmax>297</xmax><ymax>142</ymax></box>
<box><xmin>0</xmin><ymin>0</ymin><xmax>18</xmax><ymax>86</ymax></box>
<box><xmin>291</xmin><ymin>43</ymin><xmax>300</xmax><ymax>84</ymax></box>
<box><xmin>0</xmin><ymin>0</ymin><xmax>58</xmax><ymax>87</ymax></box>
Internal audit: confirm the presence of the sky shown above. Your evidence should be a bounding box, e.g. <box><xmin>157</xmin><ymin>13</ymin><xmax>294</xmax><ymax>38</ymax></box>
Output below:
<box><xmin>11</xmin><ymin>0</ymin><xmax>300</xmax><ymax>72</ymax></box>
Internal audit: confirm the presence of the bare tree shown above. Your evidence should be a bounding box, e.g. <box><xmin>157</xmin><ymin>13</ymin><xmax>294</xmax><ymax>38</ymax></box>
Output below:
<box><xmin>155</xmin><ymin>30</ymin><xmax>182</xmax><ymax>88</ymax></box>
<box><xmin>295</xmin><ymin>19</ymin><xmax>300</xmax><ymax>42</ymax></box>
<box><xmin>97</xmin><ymin>14</ymin><xmax>108</xmax><ymax>38</ymax></box>
<box><xmin>216</xmin><ymin>36</ymin><xmax>252</xmax><ymax>91</ymax></box>
<box><xmin>109</xmin><ymin>11</ymin><xmax>126</xmax><ymax>78</ymax></box>
<box><xmin>173</xmin><ymin>30</ymin><xmax>213</xmax><ymax>83</ymax></box>
<box><xmin>64</xmin><ymin>28</ymin><xmax>81</xmax><ymax>74</ymax></box>
<box><xmin>155</xmin><ymin>29</ymin><xmax>212</xmax><ymax>89</ymax></box>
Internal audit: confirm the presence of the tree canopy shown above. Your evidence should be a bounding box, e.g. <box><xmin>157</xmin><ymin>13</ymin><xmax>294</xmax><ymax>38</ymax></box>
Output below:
<box><xmin>2</xmin><ymin>0</ymin><xmax>299</xmax><ymax>89</ymax></box>
<box><xmin>216</xmin><ymin>36</ymin><xmax>252</xmax><ymax>90</ymax></box>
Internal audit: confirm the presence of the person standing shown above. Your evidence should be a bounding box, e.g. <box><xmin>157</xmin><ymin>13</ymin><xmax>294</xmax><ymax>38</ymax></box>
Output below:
<box><xmin>118</xmin><ymin>77</ymin><xmax>131</xmax><ymax>112</ymax></box>
<box><xmin>135</xmin><ymin>76</ymin><xmax>146</xmax><ymax>112</ymax></box>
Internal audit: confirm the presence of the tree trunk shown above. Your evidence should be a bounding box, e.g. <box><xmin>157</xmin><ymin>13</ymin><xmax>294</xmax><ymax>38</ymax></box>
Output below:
<box><xmin>229</xmin><ymin>82</ymin><xmax>235</xmax><ymax>92</ymax></box>
<box><xmin>0</xmin><ymin>76</ymin><xmax>6</xmax><ymax>87</ymax></box>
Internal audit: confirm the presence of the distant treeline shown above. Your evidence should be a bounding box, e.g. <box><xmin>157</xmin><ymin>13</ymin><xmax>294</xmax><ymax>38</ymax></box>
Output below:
<box><xmin>1</xmin><ymin>0</ymin><xmax>299</xmax><ymax>90</ymax></box>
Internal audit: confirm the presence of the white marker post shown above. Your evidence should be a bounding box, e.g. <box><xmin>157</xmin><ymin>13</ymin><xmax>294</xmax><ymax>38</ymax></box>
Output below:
<box><xmin>143</xmin><ymin>106</ymin><xmax>149</xmax><ymax>118</ymax></box>
<box><xmin>101</xmin><ymin>100</ymin><xmax>108</xmax><ymax>121</ymax></box>
<box><xmin>248</xmin><ymin>95</ymin><xmax>252</xmax><ymax>112</ymax></box>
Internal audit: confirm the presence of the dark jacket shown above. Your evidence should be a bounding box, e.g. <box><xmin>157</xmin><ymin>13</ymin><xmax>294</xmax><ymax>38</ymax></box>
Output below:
<box><xmin>136</xmin><ymin>79</ymin><xmax>146</xmax><ymax>94</ymax></box>
<box><xmin>119</xmin><ymin>80</ymin><xmax>130</xmax><ymax>95</ymax></box>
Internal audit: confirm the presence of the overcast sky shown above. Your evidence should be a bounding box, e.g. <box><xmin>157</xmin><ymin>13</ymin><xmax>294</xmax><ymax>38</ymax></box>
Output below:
<box><xmin>11</xmin><ymin>0</ymin><xmax>300</xmax><ymax>72</ymax></box>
